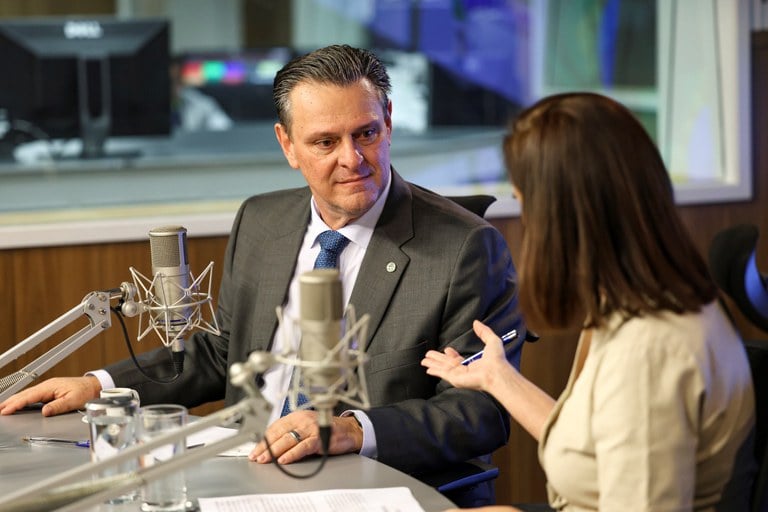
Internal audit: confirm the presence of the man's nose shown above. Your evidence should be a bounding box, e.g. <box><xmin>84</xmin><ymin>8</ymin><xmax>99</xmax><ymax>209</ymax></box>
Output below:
<box><xmin>338</xmin><ymin>138</ymin><xmax>364</xmax><ymax>167</ymax></box>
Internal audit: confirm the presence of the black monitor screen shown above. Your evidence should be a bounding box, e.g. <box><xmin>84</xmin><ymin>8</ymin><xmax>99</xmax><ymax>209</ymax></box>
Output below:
<box><xmin>0</xmin><ymin>17</ymin><xmax>171</xmax><ymax>159</ymax></box>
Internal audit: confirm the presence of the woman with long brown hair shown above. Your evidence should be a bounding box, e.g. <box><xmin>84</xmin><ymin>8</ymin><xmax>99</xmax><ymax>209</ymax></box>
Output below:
<box><xmin>423</xmin><ymin>92</ymin><xmax>754</xmax><ymax>511</ymax></box>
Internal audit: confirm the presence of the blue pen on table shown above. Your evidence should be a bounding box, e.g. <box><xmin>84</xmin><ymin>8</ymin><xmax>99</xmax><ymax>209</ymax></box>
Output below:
<box><xmin>22</xmin><ymin>436</ymin><xmax>90</xmax><ymax>448</ymax></box>
<box><xmin>461</xmin><ymin>329</ymin><xmax>518</xmax><ymax>365</ymax></box>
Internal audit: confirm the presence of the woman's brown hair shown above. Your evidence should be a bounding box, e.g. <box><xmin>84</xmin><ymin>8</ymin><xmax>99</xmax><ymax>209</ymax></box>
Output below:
<box><xmin>503</xmin><ymin>92</ymin><xmax>717</xmax><ymax>332</ymax></box>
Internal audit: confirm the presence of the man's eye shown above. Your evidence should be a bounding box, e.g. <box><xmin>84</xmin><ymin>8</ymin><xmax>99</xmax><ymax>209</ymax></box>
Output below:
<box><xmin>315</xmin><ymin>139</ymin><xmax>334</xmax><ymax>149</ymax></box>
<box><xmin>359</xmin><ymin>128</ymin><xmax>378</xmax><ymax>143</ymax></box>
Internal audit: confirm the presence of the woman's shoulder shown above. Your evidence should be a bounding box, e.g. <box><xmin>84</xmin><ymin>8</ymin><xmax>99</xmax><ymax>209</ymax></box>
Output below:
<box><xmin>597</xmin><ymin>302</ymin><xmax>741</xmax><ymax>363</ymax></box>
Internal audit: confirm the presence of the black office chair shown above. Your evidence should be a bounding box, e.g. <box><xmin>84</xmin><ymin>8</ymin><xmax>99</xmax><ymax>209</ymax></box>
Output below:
<box><xmin>414</xmin><ymin>458</ymin><xmax>500</xmax><ymax>507</ymax></box>
<box><xmin>709</xmin><ymin>224</ymin><xmax>768</xmax><ymax>512</ymax></box>
<box><xmin>745</xmin><ymin>340</ymin><xmax>768</xmax><ymax>512</ymax></box>
<box><xmin>446</xmin><ymin>194</ymin><xmax>498</xmax><ymax>218</ymax></box>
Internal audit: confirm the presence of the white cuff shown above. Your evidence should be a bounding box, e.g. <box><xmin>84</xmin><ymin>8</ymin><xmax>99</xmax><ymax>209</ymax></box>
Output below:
<box><xmin>85</xmin><ymin>369</ymin><xmax>115</xmax><ymax>391</ymax></box>
<box><xmin>342</xmin><ymin>409</ymin><xmax>377</xmax><ymax>459</ymax></box>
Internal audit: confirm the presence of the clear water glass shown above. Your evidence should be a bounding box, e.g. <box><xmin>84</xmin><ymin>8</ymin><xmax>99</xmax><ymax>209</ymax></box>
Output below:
<box><xmin>85</xmin><ymin>396</ymin><xmax>140</xmax><ymax>504</ymax></box>
<box><xmin>139</xmin><ymin>404</ymin><xmax>188</xmax><ymax>512</ymax></box>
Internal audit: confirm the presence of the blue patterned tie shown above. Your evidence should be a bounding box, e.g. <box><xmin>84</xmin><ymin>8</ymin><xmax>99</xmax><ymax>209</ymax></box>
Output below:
<box><xmin>313</xmin><ymin>230</ymin><xmax>350</xmax><ymax>269</ymax></box>
<box><xmin>280</xmin><ymin>230</ymin><xmax>350</xmax><ymax>417</ymax></box>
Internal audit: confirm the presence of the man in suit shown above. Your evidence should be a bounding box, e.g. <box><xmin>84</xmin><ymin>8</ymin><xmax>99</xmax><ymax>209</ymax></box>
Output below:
<box><xmin>0</xmin><ymin>44</ymin><xmax>524</xmax><ymax>504</ymax></box>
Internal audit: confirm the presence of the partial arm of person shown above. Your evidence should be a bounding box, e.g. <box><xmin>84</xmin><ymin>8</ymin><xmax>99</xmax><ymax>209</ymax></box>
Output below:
<box><xmin>365</xmin><ymin>222</ymin><xmax>527</xmax><ymax>474</ymax></box>
<box><xmin>422</xmin><ymin>320</ymin><xmax>555</xmax><ymax>442</ymax></box>
<box><xmin>0</xmin><ymin>375</ymin><xmax>101</xmax><ymax>416</ymax></box>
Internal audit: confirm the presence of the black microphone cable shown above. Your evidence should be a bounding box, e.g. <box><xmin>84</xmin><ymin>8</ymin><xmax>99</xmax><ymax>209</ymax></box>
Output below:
<box><xmin>111</xmin><ymin>304</ymin><xmax>181</xmax><ymax>384</ymax></box>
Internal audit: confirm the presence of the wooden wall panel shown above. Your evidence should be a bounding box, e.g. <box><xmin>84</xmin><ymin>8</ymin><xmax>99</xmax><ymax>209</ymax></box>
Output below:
<box><xmin>0</xmin><ymin>250</ymin><xmax>15</xmax><ymax>364</ymax></box>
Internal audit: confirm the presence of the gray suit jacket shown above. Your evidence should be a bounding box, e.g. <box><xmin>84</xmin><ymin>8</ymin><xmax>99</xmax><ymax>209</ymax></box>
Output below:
<box><xmin>108</xmin><ymin>170</ymin><xmax>525</xmax><ymax>475</ymax></box>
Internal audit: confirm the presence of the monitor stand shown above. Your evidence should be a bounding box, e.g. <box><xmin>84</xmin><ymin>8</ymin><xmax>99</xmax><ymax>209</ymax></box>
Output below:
<box><xmin>75</xmin><ymin>55</ymin><xmax>142</xmax><ymax>160</ymax></box>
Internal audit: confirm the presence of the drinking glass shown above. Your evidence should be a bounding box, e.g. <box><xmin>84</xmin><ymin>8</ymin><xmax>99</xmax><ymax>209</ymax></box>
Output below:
<box><xmin>85</xmin><ymin>396</ymin><xmax>140</xmax><ymax>504</ymax></box>
<box><xmin>139</xmin><ymin>404</ymin><xmax>188</xmax><ymax>512</ymax></box>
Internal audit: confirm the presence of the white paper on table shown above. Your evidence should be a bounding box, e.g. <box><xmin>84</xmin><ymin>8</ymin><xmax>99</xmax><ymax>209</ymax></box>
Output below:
<box><xmin>185</xmin><ymin>425</ymin><xmax>256</xmax><ymax>457</ymax></box>
<box><xmin>197</xmin><ymin>487</ymin><xmax>426</xmax><ymax>512</ymax></box>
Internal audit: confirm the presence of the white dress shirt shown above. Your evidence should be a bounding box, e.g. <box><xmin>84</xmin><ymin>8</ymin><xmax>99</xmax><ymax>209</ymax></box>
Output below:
<box><xmin>260</xmin><ymin>176</ymin><xmax>391</xmax><ymax>458</ymax></box>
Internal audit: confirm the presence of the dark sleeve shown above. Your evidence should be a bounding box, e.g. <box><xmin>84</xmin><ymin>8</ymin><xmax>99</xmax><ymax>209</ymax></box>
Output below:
<box><xmin>367</xmin><ymin>223</ymin><xmax>524</xmax><ymax>474</ymax></box>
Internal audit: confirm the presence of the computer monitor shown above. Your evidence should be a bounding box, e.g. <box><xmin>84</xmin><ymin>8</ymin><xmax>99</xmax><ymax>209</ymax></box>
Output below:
<box><xmin>176</xmin><ymin>47</ymin><xmax>293</xmax><ymax>122</ymax></box>
<box><xmin>0</xmin><ymin>17</ymin><xmax>171</xmax><ymax>159</ymax></box>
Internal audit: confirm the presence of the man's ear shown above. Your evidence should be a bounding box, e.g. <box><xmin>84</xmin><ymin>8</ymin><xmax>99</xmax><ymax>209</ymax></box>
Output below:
<box><xmin>274</xmin><ymin>122</ymin><xmax>299</xmax><ymax>169</ymax></box>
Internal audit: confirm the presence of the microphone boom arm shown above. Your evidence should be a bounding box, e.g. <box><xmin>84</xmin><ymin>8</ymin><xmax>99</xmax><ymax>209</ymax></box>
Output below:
<box><xmin>0</xmin><ymin>259</ymin><xmax>220</xmax><ymax>402</ymax></box>
<box><xmin>0</xmin><ymin>283</ymin><xmax>139</xmax><ymax>402</ymax></box>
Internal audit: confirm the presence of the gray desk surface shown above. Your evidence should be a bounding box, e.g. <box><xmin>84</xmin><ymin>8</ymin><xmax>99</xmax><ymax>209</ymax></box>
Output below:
<box><xmin>0</xmin><ymin>410</ymin><xmax>455</xmax><ymax>511</ymax></box>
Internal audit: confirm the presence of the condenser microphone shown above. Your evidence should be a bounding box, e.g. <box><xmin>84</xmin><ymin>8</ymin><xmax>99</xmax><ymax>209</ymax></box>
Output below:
<box><xmin>298</xmin><ymin>268</ymin><xmax>344</xmax><ymax>452</ymax></box>
<box><xmin>148</xmin><ymin>225</ymin><xmax>192</xmax><ymax>373</ymax></box>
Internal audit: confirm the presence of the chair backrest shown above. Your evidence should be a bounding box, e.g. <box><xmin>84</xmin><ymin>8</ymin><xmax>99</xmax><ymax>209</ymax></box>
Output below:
<box><xmin>747</xmin><ymin>340</ymin><xmax>768</xmax><ymax>512</ymax></box>
<box><xmin>708</xmin><ymin>224</ymin><xmax>768</xmax><ymax>511</ymax></box>
<box><xmin>446</xmin><ymin>194</ymin><xmax>497</xmax><ymax>218</ymax></box>
<box><xmin>722</xmin><ymin>339</ymin><xmax>768</xmax><ymax>512</ymax></box>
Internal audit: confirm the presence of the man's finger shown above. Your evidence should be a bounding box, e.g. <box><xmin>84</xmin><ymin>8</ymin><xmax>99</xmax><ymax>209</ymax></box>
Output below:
<box><xmin>41</xmin><ymin>399</ymin><xmax>69</xmax><ymax>417</ymax></box>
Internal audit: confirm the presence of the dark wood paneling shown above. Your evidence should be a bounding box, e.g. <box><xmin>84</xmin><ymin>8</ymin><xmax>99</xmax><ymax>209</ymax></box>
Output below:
<box><xmin>0</xmin><ymin>250</ymin><xmax>15</xmax><ymax>364</ymax></box>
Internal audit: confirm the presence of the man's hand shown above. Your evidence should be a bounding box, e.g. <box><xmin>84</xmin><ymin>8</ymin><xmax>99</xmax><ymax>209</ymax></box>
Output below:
<box><xmin>248</xmin><ymin>411</ymin><xmax>363</xmax><ymax>464</ymax></box>
<box><xmin>0</xmin><ymin>376</ymin><xmax>102</xmax><ymax>416</ymax></box>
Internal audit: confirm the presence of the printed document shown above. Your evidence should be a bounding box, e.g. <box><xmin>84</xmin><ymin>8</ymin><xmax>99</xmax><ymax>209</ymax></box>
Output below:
<box><xmin>197</xmin><ymin>486</ymin><xmax>426</xmax><ymax>511</ymax></box>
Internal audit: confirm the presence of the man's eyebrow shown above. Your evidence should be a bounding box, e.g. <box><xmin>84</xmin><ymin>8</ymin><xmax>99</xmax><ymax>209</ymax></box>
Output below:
<box><xmin>305</xmin><ymin>121</ymin><xmax>380</xmax><ymax>141</ymax></box>
<box><xmin>306</xmin><ymin>130</ymin><xmax>337</xmax><ymax>140</ymax></box>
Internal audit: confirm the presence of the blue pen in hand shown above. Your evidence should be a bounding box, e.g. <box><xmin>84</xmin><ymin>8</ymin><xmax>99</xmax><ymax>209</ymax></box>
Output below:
<box><xmin>461</xmin><ymin>329</ymin><xmax>518</xmax><ymax>365</ymax></box>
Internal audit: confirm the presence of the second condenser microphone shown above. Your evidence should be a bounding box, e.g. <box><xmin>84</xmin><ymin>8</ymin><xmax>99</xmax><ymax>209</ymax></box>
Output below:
<box><xmin>298</xmin><ymin>268</ymin><xmax>343</xmax><ymax>450</ymax></box>
<box><xmin>148</xmin><ymin>225</ymin><xmax>192</xmax><ymax>373</ymax></box>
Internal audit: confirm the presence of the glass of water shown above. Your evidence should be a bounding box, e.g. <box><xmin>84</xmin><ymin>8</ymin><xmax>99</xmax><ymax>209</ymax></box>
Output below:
<box><xmin>85</xmin><ymin>396</ymin><xmax>140</xmax><ymax>504</ymax></box>
<box><xmin>139</xmin><ymin>404</ymin><xmax>188</xmax><ymax>512</ymax></box>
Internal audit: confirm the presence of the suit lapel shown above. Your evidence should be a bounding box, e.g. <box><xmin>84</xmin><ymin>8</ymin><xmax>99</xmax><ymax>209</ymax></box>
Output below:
<box><xmin>349</xmin><ymin>171</ymin><xmax>414</xmax><ymax>350</ymax></box>
<box><xmin>251</xmin><ymin>189</ymin><xmax>311</xmax><ymax>350</ymax></box>
<box><xmin>250</xmin><ymin>178</ymin><xmax>414</xmax><ymax>352</ymax></box>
